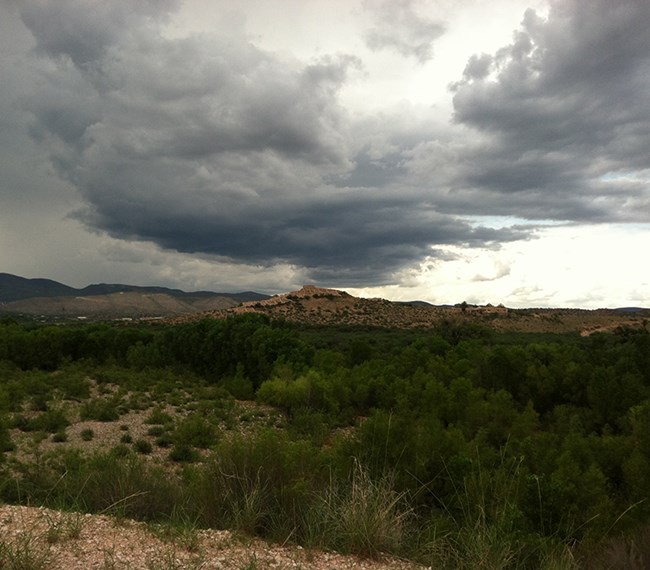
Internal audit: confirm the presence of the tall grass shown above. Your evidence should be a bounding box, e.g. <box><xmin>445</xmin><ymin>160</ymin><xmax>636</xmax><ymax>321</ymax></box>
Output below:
<box><xmin>314</xmin><ymin>460</ymin><xmax>411</xmax><ymax>557</ymax></box>
<box><xmin>417</xmin><ymin>453</ymin><xmax>583</xmax><ymax>569</ymax></box>
<box><xmin>0</xmin><ymin>432</ymin><xmax>628</xmax><ymax>568</ymax></box>
<box><xmin>0</xmin><ymin>532</ymin><xmax>52</xmax><ymax>570</ymax></box>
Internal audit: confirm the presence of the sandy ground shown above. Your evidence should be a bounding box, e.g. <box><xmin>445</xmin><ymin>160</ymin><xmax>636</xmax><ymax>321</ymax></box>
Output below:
<box><xmin>0</xmin><ymin>504</ymin><xmax>423</xmax><ymax>570</ymax></box>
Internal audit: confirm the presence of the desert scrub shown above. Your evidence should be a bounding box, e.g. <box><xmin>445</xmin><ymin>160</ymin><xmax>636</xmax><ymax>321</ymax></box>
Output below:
<box><xmin>147</xmin><ymin>425</ymin><xmax>166</xmax><ymax>437</ymax></box>
<box><xmin>24</xmin><ymin>407</ymin><xmax>70</xmax><ymax>433</ymax></box>
<box><xmin>80</xmin><ymin>397</ymin><xmax>120</xmax><ymax>422</ymax></box>
<box><xmin>52</xmin><ymin>430</ymin><xmax>68</xmax><ymax>442</ymax></box>
<box><xmin>145</xmin><ymin>407</ymin><xmax>173</xmax><ymax>426</ymax></box>
<box><xmin>44</xmin><ymin>510</ymin><xmax>84</xmax><ymax>544</ymax></box>
<box><xmin>155</xmin><ymin>433</ymin><xmax>174</xmax><ymax>448</ymax></box>
<box><xmin>0</xmin><ymin>416</ymin><xmax>15</xmax><ymax>453</ymax></box>
<box><xmin>169</xmin><ymin>444</ymin><xmax>199</xmax><ymax>463</ymax></box>
<box><xmin>172</xmin><ymin>414</ymin><xmax>217</xmax><ymax>449</ymax></box>
<box><xmin>80</xmin><ymin>428</ymin><xmax>94</xmax><ymax>441</ymax></box>
<box><xmin>134</xmin><ymin>439</ymin><xmax>153</xmax><ymax>454</ymax></box>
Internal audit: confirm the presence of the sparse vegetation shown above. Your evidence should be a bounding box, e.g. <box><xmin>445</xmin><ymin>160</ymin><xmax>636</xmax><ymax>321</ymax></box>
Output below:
<box><xmin>80</xmin><ymin>428</ymin><xmax>94</xmax><ymax>441</ymax></box>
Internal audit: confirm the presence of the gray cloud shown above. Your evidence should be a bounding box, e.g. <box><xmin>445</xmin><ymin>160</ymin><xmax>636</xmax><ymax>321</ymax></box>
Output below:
<box><xmin>448</xmin><ymin>0</ymin><xmax>650</xmax><ymax>223</ymax></box>
<box><xmin>13</xmin><ymin>0</ymin><xmax>520</xmax><ymax>287</ymax></box>
<box><xmin>20</xmin><ymin>0</ymin><xmax>179</xmax><ymax>68</ymax></box>
<box><xmin>363</xmin><ymin>0</ymin><xmax>445</xmax><ymax>63</ymax></box>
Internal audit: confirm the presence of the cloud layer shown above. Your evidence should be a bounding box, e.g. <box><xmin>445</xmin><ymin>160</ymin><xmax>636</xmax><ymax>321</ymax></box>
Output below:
<box><xmin>448</xmin><ymin>0</ymin><xmax>650</xmax><ymax>221</ymax></box>
<box><xmin>6</xmin><ymin>0</ymin><xmax>650</xmax><ymax>292</ymax></box>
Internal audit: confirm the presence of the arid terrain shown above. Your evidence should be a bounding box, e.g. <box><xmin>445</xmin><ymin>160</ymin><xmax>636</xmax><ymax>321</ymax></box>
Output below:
<box><xmin>0</xmin><ymin>504</ymin><xmax>421</xmax><ymax>570</ymax></box>
<box><xmin>196</xmin><ymin>285</ymin><xmax>649</xmax><ymax>336</ymax></box>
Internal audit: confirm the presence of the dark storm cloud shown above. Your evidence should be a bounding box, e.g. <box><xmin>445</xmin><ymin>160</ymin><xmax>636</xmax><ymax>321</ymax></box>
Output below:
<box><xmin>15</xmin><ymin>0</ymin><xmax>518</xmax><ymax>286</ymax></box>
<box><xmin>77</xmin><ymin>186</ymin><xmax>525</xmax><ymax>287</ymax></box>
<box><xmin>363</xmin><ymin>0</ymin><xmax>445</xmax><ymax>63</ymax></box>
<box><xmin>20</xmin><ymin>0</ymin><xmax>179</xmax><ymax>68</ymax></box>
<box><xmin>448</xmin><ymin>0</ymin><xmax>650</xmax><ymax>222</ymax></box>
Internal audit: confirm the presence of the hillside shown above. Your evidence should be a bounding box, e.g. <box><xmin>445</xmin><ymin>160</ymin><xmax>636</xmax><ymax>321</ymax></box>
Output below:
<box><xmin>195</xmin><ymin>285</ymin><xmax>650</xmax><ymax>335</ymax></box>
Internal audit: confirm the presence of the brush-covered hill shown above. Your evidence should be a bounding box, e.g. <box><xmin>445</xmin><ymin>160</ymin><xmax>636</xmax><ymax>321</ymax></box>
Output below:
<box><xmin>192</xmin><ymin>284</ymin><xmax>650</xmax><ymax>335</ymax></box>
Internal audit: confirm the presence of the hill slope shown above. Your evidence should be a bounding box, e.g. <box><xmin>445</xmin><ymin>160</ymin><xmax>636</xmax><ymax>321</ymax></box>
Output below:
<box><xmin>194</xmin><ymin>284</ymin><xmax>650</xmax><ymax>335</ymax></box>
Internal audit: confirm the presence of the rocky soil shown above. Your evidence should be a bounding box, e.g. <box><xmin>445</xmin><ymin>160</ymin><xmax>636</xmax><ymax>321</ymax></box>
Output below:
<box><xmin>0</xmin><ymin>504</ymin><xmax>423</xmax><ymax>570</ymax></box>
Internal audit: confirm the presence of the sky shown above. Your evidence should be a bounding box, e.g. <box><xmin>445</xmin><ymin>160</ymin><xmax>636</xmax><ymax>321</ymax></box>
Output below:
<box><xmin>1</xmin><ymin>0</ymin><xmax>649</xmax><ymax>308</ymax></box>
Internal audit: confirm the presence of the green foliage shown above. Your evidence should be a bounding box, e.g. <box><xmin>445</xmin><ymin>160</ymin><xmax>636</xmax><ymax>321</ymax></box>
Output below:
<box><xmin>14</xmin><ymin>407</ymin><xmax>70</xmax><ymax>433</ymax></box>
<box><xmin>52</xmin><ymin>430</ymin><xmax>67</xmax><ymax>442</ymax></box>
<box><xmin>80</xmin><ymin>428</ymin><xmax>94</xmax><ymax>441</ymax></box>
<box><xmin>80</xmin><ymin>397</ymin><xmax>120</xmax><ymax>422</ymax></box>
<box><xmin>134</xmin><ymin>439</ymin><xmax>153</xmax><ymax>454</ymax></box>
<box><xmin>172</xmin><ymin>414</ymin><xmax>217</xmax><ymax>449</ymax></box>
<box><xmin>314</xmin><ymin>461</ymin><xmax>411</xmax><ymax>557</ymax></box>
<box><xmin>145</xmin><ymin>407</ymin><xmax>173</xmax><ymax>425</ymax></box>
<box><xmin>169</xmin><ymin>444</ymin><xmax>199</xmax><ymax>463</ymax></box>
<box><xmin>2</xmin><ymin>318</ymin><xmax>650</xmax><ymax>564</ymax></box>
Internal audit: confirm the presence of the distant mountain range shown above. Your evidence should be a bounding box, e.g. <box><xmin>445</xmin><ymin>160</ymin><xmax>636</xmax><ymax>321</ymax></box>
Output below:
<box><xmin>0</xmin><ymin>273</ymin><xmax>269</xmax><ymax>318</ymax></box>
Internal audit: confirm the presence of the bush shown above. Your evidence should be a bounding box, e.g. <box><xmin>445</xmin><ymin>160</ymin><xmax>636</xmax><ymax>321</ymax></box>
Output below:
<box><xmin>111</xmin><ymin>444</ymin><xmax>131</xmax><ymax>458</ymax></box>
<box><xmin>169</xmin><ymin>444</ymin><xmax>199</xmax><ymax>463</ymax></box>
<box><xmin>315</xmin><ymin>461</ymin><xmax>411</xmax><ymax>557</ymax></box>
<box><xmin>173</xmin><ymin>414</ymin><xmax>217</xmax><ymax>449</ymax></box>
<box><xmin>80</xmin><ymin>428</ymin><xmax>94</xmax><ymax>441</ymax></box>
<box><xmin>147</xmin><ymin>425</ymin><xmax>165</xmax><ymax>437</ymax></box>
<box><xmin>155</xmin><ymin>434</ymin><xmax>173</xmax><ymax>448</ymax></box>
<box><xmin>145</xmin><ymin>407</ymin><xmax>173</xmax><ymax>425</ymax></box>
<box><xmin>134</xmin><ymin>439</ymin><xmax>153</xmax><ymax>454</ymax></box>
<box><xmin>51</xmin><ymin>430</ymin><xmax>67</xmax><ymax>443</ymax></box>
<box><xmin>80</xmin><ymin>398</ymin><xmax>120</xmax><ymax>422</ymax></box>
<box><xmin>28</xmin><ymin>408</ymin><xmax>70</xmax><ymax>433</ymax></box>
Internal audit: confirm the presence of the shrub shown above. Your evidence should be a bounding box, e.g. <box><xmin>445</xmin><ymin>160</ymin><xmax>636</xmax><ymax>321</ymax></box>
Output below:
<box><xmin>173</xmin><ymin>414</ymin><xmax>216</xmax><ymax>449</ymax></box>
<box><xmin>0</xmin><ymin>417</ymin><xmax>14</xmax><ymax>453</ymax></box>
<box><xmin>155</xmin><ymin>434</ymin><xmax>173</xmax><ymax>448</ymax></box>
<box><xmin>134</xmin><ymin>439</ymin><xmax>153</xmax><ymax>454</ymax></box>
<box><xmin>80</xmin><ymin>428</ymin><xmax>94</xmax><ymax>441</ymax></box>
<box><xmin>52</xmin><ymin>431</ymin><xmax>67</xmax><ymax>443</ymax></box>
<box><xmin>80</xmin><ymin>397</ymin><xmax>120</xmax><ymax>422</ymax></box>
<box><xmin>110</xmin><ymin>444</ymin><xmax>131</xmax><ymax>458</ymax></box>
<box><xmin>66</xmin><ymin>453</ymin><xmax>181</xmax><ymax>520</ymax></box>
<box><xmin>145</xmin><ymin>407</ymin><xmax>173</xmax><ymax>425</ymax></box>
<box><xmin>147</xmin><ymin>425</ymin><xmax>165</xmax><ymax>437</ymax></box>
<box><xmin>28</xmin><ymin>408</ymin><xmax>70</xmax><ymax>433</ymax></box>
<box><xmin>169</xmin><ymin>444</ymin><xmax>199</xmax><ymax>463</ymax></box>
